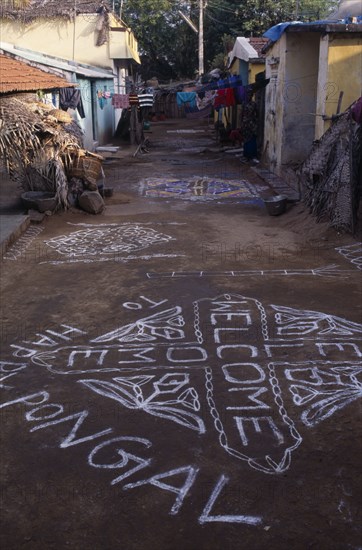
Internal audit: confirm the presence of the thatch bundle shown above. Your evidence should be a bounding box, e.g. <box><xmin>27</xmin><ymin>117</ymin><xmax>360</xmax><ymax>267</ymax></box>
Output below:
<box><xmin>300</xmin><ymin>107</ymin><xmax>362</xmax><ymax>234</ymax></box>
<box><xmin>0</xmin><ymin>1</ymin><xmax>111</xmax><ymax>22</ymax></box>
<box><xmin>0</xmin><ymin>96</ymin><xmax>83</xmax><ymax>210</ymax></box>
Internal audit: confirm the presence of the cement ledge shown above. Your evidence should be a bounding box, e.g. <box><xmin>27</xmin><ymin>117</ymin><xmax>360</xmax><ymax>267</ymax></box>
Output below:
<box><xmin>0</xmin><ymin>214</ymin><xmax>30</xmax><ymax>259</ymax></box>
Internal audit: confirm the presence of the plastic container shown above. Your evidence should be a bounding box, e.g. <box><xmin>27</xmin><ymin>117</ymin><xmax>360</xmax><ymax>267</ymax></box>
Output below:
<box><xmin>263</xmin><ymin>195</ymin><xmax>287</xmax><ymax>216</ymax></box>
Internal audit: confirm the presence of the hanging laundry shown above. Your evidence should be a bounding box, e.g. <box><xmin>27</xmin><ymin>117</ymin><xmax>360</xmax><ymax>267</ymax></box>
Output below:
<box><xmin>205</xmin><ymin>90</ymin><xmax>217</xmax><ymax>102</ymax></box>
<box><xmin>59</xmin><ymin>87</ymin><xmax>85</xmax><ymax>118</ymax></box>
<box><xmin>97</xmin><ymin>90</ymin><xmax>105</xmax><ymax>110</ymax></box>
<box><xmin>197</xmin><ymin>76</ymin><xmax>243</xmax><ymax>93</ymax></box>
<box><xmin>228</xmin><ymin>75</ymin><xmax>240</xmax><ymax>88</ymax></box>
<box><xmin>235</xmin><ymin>85</ymin><xmax>247</xmax><ymax>104</ymax></box>
<box><xmin>129</xmin><ymin>93</ymin><xmax>140</xmax><ymax>107</ymax></box>
<box><xmin>217</xmin><ymin>78</ymin><xmax>228</xmax><ymax>89</ymax></box>
<box><xmin>138</xmin><ymin>92</ymin><xmax>154</xmax><ymax>108</ymax></box>
<box><xmin>213</xmin><ymin>88</ymin><xmax>236</xmax><ymax>111</ymax></box>
<box><xmin>112</xmin><ymin>94</ymin><xmax>130</xmax><ymax>109</ymax></box>
<box><xmin>196</xmin><ymin>90</ymin><xmax>216</xmax><ymax>110</ymax></box>
<box><xmin>176</xmin><ymin>92</ymin><xmax>197</xmax><ymax>109</ymax></box>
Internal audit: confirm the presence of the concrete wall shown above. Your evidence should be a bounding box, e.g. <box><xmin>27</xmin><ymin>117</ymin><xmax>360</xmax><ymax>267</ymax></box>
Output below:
<box><xmin>1</xmin><ymin>16</ymin><xmax>109</xmax><ymax>67</ymax></box>
<box><xmin>282</xmin><ymin>32</ymin><xmax>320</xmax><ymax>165</ymax></box>
<box><xmin>75</xmin><ymin>78</ymin><xmax>95</xmax><ymax>151</ymax></box>
<box><xmin>316</xmin><ymin>34</ymin><xmax>362</xmax><ymax>138</ymax></box>
<box><xmin>249</xmin><ymin>62</ymin><xmax>264</xmax><ymax>84</ymax></box>
<box><xmin>264</xmin><ymin>32</ymin><xmax>320</xmax><ymax>171</ymax></box>
<box><xmin>0</xmin><ymin>14</ymin><xmax>137</xmax><ymax>69</ymax></box>
<box><xmin>328</xmin><ymin>36</ymin><xmax>362</xmax><ymax>113</ymax></box>
<box><xmin>0</xmin><ymin>13</ymin><xmax>139</xmax><ymax>147</ymax></box>
<box><xmin>264</xmin><ymin>35</ymin><xmax>286</xmax><ymax>170</ymax></box>
<box><xmin>93</xmin><ymin>78</ymin><xmax>115</xmax><ymax>146</ymax></box>
<box><xmin>264</xmin><ymin>29</ymin><xmax>361</xmax><ymax>173</ymax></box>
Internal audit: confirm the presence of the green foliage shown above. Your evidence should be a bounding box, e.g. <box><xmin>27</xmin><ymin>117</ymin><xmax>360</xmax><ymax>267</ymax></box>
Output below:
<box><xmin>118</xmin><ymin>0</ymin><xmax>198</xmax><ymax>81</ymax></box>
<box><xmin>114</xmin><ymin>0</ymin><xmax>339</xmax><ymax>81</ymax></box>
<box><xmin>204</xmin><ymin>0</ymin><xmax>339</xmax><ymax>65</ymax></box>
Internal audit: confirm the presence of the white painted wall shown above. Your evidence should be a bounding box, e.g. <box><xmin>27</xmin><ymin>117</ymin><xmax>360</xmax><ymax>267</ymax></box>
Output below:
<box><xmin>264</xmin><ymin>35</ymin><xmax>286</xmax><ymax>170</ymax></box>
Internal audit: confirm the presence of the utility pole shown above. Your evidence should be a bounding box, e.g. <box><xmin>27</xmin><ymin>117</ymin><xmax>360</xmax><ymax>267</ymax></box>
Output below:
<box><xmin>295</xmin><ymin>0</ymin><xmax>300</xmax><ymax>18</ymax></box>
<box><xmin>179</xmin><ymin>1</ymin><xmax>206</xmax><ymax>76</ymax></box>
<box><xmin>199</xmin><ymin>0</ymin><xmax>204</xmax><ymax>76</ymax></box>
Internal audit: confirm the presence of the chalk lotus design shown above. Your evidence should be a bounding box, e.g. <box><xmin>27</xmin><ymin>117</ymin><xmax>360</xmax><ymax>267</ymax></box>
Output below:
<box><xmin>27</xmin><ymin>294</ymin><xmax>362</xmax><ymax>474</ymax></box>
<box><xmin>81</xmin><ymin>374</ymin><xmax>205</xmax><ymax>433</ymax></box>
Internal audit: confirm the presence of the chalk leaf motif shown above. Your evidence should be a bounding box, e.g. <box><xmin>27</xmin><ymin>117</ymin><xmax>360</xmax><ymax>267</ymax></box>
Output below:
<box><xmin>91</xmin><ymin>307</ymin><xmax>186</xmax><ymax>344</ymax></box>
<box><xmin>272</xmin><ymin>305</ymin><xmax>362</xmax><ymax>337</ymax></box>
<box><xmin>80</xmin><ymin>373</ymin><xmax>205</xmax><ymax>434</ymax></box>
<box><xmin>288</xmin><ymin>363</ymin><xmax>362</xmax><ymax>427</ymax></box>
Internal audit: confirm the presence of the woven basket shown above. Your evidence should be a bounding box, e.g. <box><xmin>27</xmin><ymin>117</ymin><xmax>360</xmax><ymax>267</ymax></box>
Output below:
<box><xmin>49</xmin><ymin>109</ymin><xmax>72</xmax><ymax>123</ymax></box>
<box><xmin>69</xmin><ymin>150</ymin><xmax>103</xmax><ymax>185</ymax></box>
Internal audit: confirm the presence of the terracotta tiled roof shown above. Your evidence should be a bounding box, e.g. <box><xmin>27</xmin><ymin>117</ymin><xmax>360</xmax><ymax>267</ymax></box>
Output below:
<box><xmin>249</xmin><ymin>37</ymin><xmax>269</xmax><ymax>58</ymax></box>
<box><xmin>0</xmin><ymin>54</ymin><xmax>74</xmax><ymax>93</ymax></box>
<box><xmin>0</xmin><ymin>1</ymin><xmax>111</xmax><ymax>20</ymax></box>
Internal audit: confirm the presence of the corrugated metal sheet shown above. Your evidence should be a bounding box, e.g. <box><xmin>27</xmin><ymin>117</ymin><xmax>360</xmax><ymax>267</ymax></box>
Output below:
<box><xmin>0</xmin><ymin>43</ymin><xmax>116</xmax><ymax>79</ymax></box>
<box><xmin>0</xmin><ymin>53</ymin><xmax>74</xmax><ymax>93</ymax></box>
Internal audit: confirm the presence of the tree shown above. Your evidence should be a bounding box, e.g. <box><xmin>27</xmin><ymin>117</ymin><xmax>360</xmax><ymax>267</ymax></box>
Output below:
<box><xmin>114</xmin><ymin>0</ymin><xmax>339</xmax><ymax>80</ymax></box>
<box><xmin>118</xmin><ymin>0</ymin><xmax>198</xmax><ymax>81</ymax></box>
<box><xmin>204</xmin><ymin>0</ymin><xmax>339</xmax><ymax>67</ymax></box>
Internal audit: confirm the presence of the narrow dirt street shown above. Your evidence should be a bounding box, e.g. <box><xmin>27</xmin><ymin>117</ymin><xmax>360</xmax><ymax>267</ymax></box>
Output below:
<box><xmin>1</xmin><ymin>117</ymin><xmax>361</xmax><ymax>550</ymax></box>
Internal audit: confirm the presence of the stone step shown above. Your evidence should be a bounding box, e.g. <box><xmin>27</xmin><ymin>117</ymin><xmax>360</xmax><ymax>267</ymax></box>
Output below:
<box><xmin>252</xmin><ymin>167</ymin><xmax>300</xmax><ymax>201</ymax></box>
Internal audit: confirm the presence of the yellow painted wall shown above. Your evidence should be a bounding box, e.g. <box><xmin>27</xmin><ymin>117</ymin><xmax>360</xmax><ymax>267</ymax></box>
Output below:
<box><xmin>325</xmin><ymin>37</ymin><xmax>362</xmax><ymax>120</ymax></box>
<box><xmin>249</xmin><ymin>62</ymin><xmax>265</xmax><ymax>83</ymax></box>
<box><xmin>265</xmin><ymin>31</ymin><xmax>362</xmax><ymax>169</ymax></box>
<box><xmin>229</xmin><ymin>59</ymin><xmax>240</xmax><ymax>76</ymax></box>
<box><xmin>0</xmin><ymin>14</ymin><xmax>138</xmax><ymax>69</ymax></box>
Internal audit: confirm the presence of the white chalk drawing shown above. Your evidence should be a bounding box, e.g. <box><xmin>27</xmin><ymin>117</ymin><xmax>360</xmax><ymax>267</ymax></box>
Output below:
<box><xmin>123</xmin><ymin>296</ymin><xmax>168</xmax><ymax>310</ymax></box>
<box><xmin>123</xmin><ymin>466</ymin><xmax>199</xmax><ymax>515</ymax></box>
<box><xmin>88</xmin><ymin>436</ymin><xmax>153</xmax><ymax>486</ymax></box>
<box><xmin>198</xmin><ymin>474</ymin><xmax>263</xmax><ymax>525</ymax></box>
<box><xmin>91</xmin><ymin>307</ymin><xmax>186</xmax><ymax>344</ymax></box>
<box><xmin>11</xmin><ymin>295</ymin><xmax>361</xmax><ymax>474</ymax></box>
<box><xmin>272</xmin><ymin>304</ymin><xmax>362</xmax><ymax>339</ymax></box>
<box><xmin>44</xmin><ymin>224</ymin><xmax>174</xmax><ymax>258</ymax></box>
<box><xmin>80</xmin><ymin>373</ymin><xmax>205</xmax><ymax>433</ymax></box>
<box><xmin>3</xmin><ymin>294</ymin><xmax>361</xmax><ymax>524</ymax></box>
<box><xmin>2</xmin><ymin>226</ymin><xmax>44</xmax><ymax>261</ymax></box>
<box><xmin>335</xmin><ymin>243</ymin><xmax>362</xmax><ymax>270</ymax></box>
<box><xmin>147</xmin><ymin>265</ymin><xmax>355</xmax><ymax>279</ymax></box>
<box><xmin>41</xmin><ymin>253</ymin><xmax>185</xmax><ymax>266</ymax></box>
<box><xmin>0</xmin><ymin>361</ymin><xmax>27</xmax><ymax>389</ymax></box>
<box><xmin>281</xmin><ymin>361</ymin><xmax>362</xmax><ymax>427</ymax></box>
<box><xmin>67</xmin><ymin>222</ymin><xmax>187</xmax><ymax>227</ymax></box>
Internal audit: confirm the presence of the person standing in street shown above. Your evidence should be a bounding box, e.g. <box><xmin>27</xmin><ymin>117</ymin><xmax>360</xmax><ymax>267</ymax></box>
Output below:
<box><xmin>241</xmin><ymin>90</ymin><xmax>259</xmax><ymax>161</ymax></box>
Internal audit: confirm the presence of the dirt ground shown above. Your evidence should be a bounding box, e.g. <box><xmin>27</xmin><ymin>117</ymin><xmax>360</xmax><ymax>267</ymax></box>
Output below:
<box><xmin>0</xmin><ymin>117</ymin><xmax>361</xmax><ymax>550</ymax></box>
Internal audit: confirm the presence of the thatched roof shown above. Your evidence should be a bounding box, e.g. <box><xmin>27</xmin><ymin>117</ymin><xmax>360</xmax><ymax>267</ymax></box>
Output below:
<box><xmin>0</xmin><ymin>95</ymin><xmax>83</xmax><ymax>209</ymax></box>
<box><xmin>0</xmin><ymin>0</ymin><xmax>111</xmax><ymax>21</ymax></box>
<box><xmin>0</xmin><ymin>54</ymin><xmax>75</xmax><ymax>93</ymax></box>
